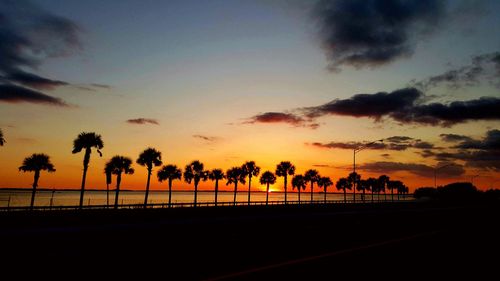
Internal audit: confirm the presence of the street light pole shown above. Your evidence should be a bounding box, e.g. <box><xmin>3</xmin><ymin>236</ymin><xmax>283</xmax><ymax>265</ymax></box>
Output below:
<box><xmin>353</xmin><ymin>139</ymin><xmax>384</xmax><ymax>203</ymax></box>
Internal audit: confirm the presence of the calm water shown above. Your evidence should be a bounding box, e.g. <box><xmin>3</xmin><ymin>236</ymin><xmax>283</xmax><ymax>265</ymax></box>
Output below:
<box><xmin>0</xmin><ymin>189</ymin><xmax>411</xmax><ymax>207</ymax></box>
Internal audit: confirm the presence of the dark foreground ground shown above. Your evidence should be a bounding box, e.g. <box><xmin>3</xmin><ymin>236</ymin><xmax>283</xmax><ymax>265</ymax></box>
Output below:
<box><xmin>1</xmin><ymin>201</ymin><xmax>499</xmax><ymax>280</ymax></box>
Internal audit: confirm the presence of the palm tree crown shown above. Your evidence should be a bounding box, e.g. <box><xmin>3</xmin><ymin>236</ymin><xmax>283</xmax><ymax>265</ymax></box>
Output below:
<box><xmin>292</xmin><ymin>175</ymin><xmax>306</xmax><ymax>191</ymax></box>
<box><xmin>19</xmin><ymin>154</ymin><xmax>56</xmax><ymax>173</ymax></box>
<box><xmin>136</xmin><ymin>148</ymin><xmax>163</xmax><ymax>170</ymax></box>
<box><xmin>72</xmin><ymin>132</ymin><xmax>104</xmax><ymax>155</ymax></box>
<box><xmin>0</xmin><ymin>128</ymin><xmax>5</xmax><ymax>146</ymax></box>
<box><xmin>226</xmin><ymin>167</ymin><xmax>246</xmax><ymax>186</ymax></box>
<box><xmin>157</xmin><ymin>164</ymin><xmax>182</xmax><ymax>183</ymax></box>
<box><xmin>276</xmin><ymin>161</ymin><xmax>295</xmax><ymax>178</ymax></box>
<box><xmin>184</xmin><ymin>160</ymin><xmax>208</xmax><ymax>185</ymax></box>
<box><xmin>242</xmin><ymin>161</ymin><xmax>260</xmax><ymax>178</ymax></box>
<box><xmin>107</xmin><ymin>156</ymin><xmax>135</xmax><ymax>175</ymax></box>
<box><xmin>209</xmin><ymin>169</ymin><xmax>225</xmax><ymax>182</ymax></box>
<box><xmin>318</xmin><ymin>177</ymin><xmax>333</xmax><ymax>190</ymax></box>
<box><xmin>260</xmin><ymin>171</ymin><xmax>277</xmax><ymax>186</ymax></box>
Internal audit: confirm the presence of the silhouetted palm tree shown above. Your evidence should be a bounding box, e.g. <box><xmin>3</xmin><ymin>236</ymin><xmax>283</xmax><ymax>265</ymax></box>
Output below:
<box><xmin>358</xmin><ymin>179</ymin><xmax>369</xmax><ymax>203</ymax></box>
<box><xmin>304</xmin><ymin>169</ymin><xmax>320</xmax><ymax>203</ymax></box>
<box><xmin>184</xmin><ymin>160</ymin><xmax>208</xmax><ymax>207</ymax></box>
<box><xmin>19</xmin><ymin>153</ymin><xmax>55</xmax><ymax>210</ymax></box>
<box><xmin>104</xmin><ymin>165</ymin><xmax>113</xmax><ymax>207</ymax></box>
<box><xmin>366</xmin><ymin>177</ymin><xmax>378</xmax><ymax>203</ymax></box>
<box><xmin>226</xmin><ymin>167</ymin><xmax>246</xmax><ymax>206</ymax></box>
<box><xmin>0</xmin><ymin>129</ymin><xmax>5</xmax><ymax>146</ymax></box>
<box><xmin>157</xmin><ymin>164</ymin><xmax>182</xmax><ymax>207</ymax></box>
<box><xmin>72</xmin><ymin>132</ymin><xmax>103</xmax><ymax>209</ymax></box>
<box><xmin>387</xmin><ymin>179</ymin><xmax>397</xmax><ymax>202</ymax></box>
<box><xmin>209</xmin><ymin>169</ymin><xmax>225</xmax><ymax>207</ymax></box>
<box><xmin>336</xmin><ymin>177</ymin><xmax>350</xmax><ymax>203</ymax></box>
<box><xmin>348</xmin><ymin>172</ymin><xmax>361</xmax><ymax>203</ymax></box>
<box><xmin>259</xmin><ymin>171</ymin><xmax>276</xmax><ymax>206</ymax></box>
<box><xmin>292</xmin><ymin>174</ymin><xmax>306</xmax><ymax>204</ymax></box>
<box><xmin>378</xmin><ymin>175</ymin><xmax>389</xmax><ymax>201</ymax></box>
<box><xmin>397</xmin><ymin>182</ymin><xmax>409</xmax><ymax>200</ymax></box>
<box><xmin>136</xmin><ymin>148</ymin><xmax>162</xmax><ymax>207</ymax></box>
<box><xmin>106</xmin><ymin>156</ymin><xmax>134</xmax><ymax>209</ymax></box>
<box><xmin>317</xmin><ymin>176</ymin><xmax>333</xmax><ymax>204</ymax></box>
<box><xmin>242</xmin><ymin>161</ymin><xmax>260</xmax><ymax>206</ymax></box>
<box><xmin>276</xmin><ymin>161</ymin><xmax>295</xmax><ymax>204</ymax></box>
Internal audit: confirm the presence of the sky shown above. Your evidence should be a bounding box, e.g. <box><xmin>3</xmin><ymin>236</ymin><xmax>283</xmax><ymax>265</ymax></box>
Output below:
<box><xmin>1</xmin><ymin>0</ymin><xmax>500</xmax><ymax>192</ymax></box>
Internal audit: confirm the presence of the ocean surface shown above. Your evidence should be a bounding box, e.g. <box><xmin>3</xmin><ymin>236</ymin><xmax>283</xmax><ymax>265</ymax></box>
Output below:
<box><xmin>0</xmin><ymin>189</ymin><xmax>412</xmax><ymax>208</ymax></box>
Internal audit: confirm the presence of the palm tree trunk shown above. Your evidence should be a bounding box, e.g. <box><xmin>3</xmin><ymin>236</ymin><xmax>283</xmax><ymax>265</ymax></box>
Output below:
<box><xmin>233</xmin><ymin>182</ymin><xmax>238</xmax><ymax>206</ymax></box>
<box><xmin>214</xmin><ymin>180</ymin><xmax>219</xmax><ymax>207</ymax></box>
<box><xmin>168</xmin><ymin>178</ymin><xmax>172</xmax><ymax>208</ymax></box>
<box><xmin>144</xmin><ymin>169</ymin><xmax>152</xmax><ymax>208</ymax></box>
<box><xmin>106</xmin><ymin>183</ymin><xmax>109</xmax><ymax>208</ymax></box>
<box><xmin>194</xmin><ymin>181</ymin><xmax>198</xmax><ymax>208</ymax></box>
<box><xmin>324</xmin><ymin>187</ymin><xmax>327</xmax><ymax>204</ymax></box>
<box><xmin>298</xmin><ymin>188</ymin><xmax>301</xmax><ymax>204</ymax></box>
<box><xmin>384</xmin><ymin>190</ymin><xmax>387</xmax><ymax>201</ymax></box>
<box><xmin>284</xmin><ymin>176</ymin><xmax>287</xmax><ymax>204</ymax></box>
<box><xmin>343</xmin><ymin>188</ymin><xmax>347</xmax><ymax>203</ymax></box>
<box><xmin>266</xmin><ymin>183</ymin><xmax>269</xmax><ymax>206</ymax></box>
<box><xmin>363</xmin><ymin>189</ymin><xmax>366</xmax><ymax>203</ymax></box>
<box><xmin>114</xmin><ymin>173</ymin><xmax>121</xmax><ymax>209</ymax></box>
<box><xmin>371</xmin><ymin>189</ymin><xmax>374</xmax><ymax>203</ymax></box>
<box><xmin>310</xmin><ymin>182</ymin><xmax>313</xmax><ymax>203</ymax></box>
<box><xmin>30</xmin><ymin>170</ymin><xmax>40</xmax><ymax>210</ymax></box>
<box><xmin>391</xmin><ymin>188</ymin><xmax>394</xmax><ymax>202</ymax></box>
<box><xmin>79</xmin><ymin>148</ymin><xmax>91</xmax><ymax>209</ymax></box>
<box><xmin>247</xmin><ymin>176</ymin><xmax>251</xmax><ymax>206</ymax></box>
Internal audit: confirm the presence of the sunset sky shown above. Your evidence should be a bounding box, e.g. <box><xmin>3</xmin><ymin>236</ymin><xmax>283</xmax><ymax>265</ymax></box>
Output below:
<box><xmin>1</xmin><ymin>0</ymin><xmax>500</xmax><ymax>192</ymax></box>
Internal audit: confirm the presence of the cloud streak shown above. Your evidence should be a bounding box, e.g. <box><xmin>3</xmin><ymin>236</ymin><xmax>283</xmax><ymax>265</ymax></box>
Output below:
<box><xmin>126</xmin><ymin>118</ymin><xmax>159</xmax><ymax>125</ymax></box>
<box><xmin>313</xmin><ymin>0</ymin><xmax>445</xmax><ymax>71</ymax></box>
<box><xmin>193</xmin><ymin>135</ymin><xmax>220</xmax><ymax>143</ymax></box>
<box><xmin>359</xmin><ymin>161</ymin><xmax>465</xmax><ymax>178</ymax></box>
<box><xmin>246</xmin><ymin>112</ymin><xmax>318</xmax><ymax>129</ymax></box>
<box><xmin>309</xmin><ymin>135</ymin><xmax>434</xmax><ymax>151</ymax></box>
<box><xmin>0</xmin><ymin>84</ymin><xmax>68</xmax><ymax>106</ymax></box>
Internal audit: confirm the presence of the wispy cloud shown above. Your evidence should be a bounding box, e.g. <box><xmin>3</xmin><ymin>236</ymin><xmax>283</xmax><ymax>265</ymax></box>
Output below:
<box><xmin>126</xmin><ymin>118</ymin><xmax>159</xmax><ymax>125</ymax></box>
<box><xmin>359</xmin><ymin>161</ymin><xmax>465</xmax><ymax>178</ymax></box>
<box><xmin>193</xmin><ymin>134</ymin><xmax>220</xmax><ymax>143</ymax></box>
<box><xmin>309</xmin><ymin>135</ymin><xmax>434</xmax><ymax>151</ymax></box>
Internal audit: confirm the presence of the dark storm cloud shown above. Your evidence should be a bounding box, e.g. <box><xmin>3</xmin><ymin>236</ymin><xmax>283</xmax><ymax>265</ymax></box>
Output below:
<box><xmin>304</xmin><ymin>88</ymin><xmax>422</xmax><ymax>120</ymax></box>
<box><xmin>422</xmin><ymin>130</ymin><xmax>500</xmax><ymax>171</ymax></box>
<box><xmin>126</xmin><ymin>118</ymin><xmax>159</xmax><ymax>125</ymax></box>
<box><xmin>0</xmin><ymin>0</ymin><xmax>83</xmax><ymax>105</ymax></box>
<box><xmin>0</xmin><ymin>84</ymin><xmax>68</xmax><ymax>106</ymax></box>
<box><xmin>304</xmin><ymin>88</ymin><xmax>500</xmax><ymax>126</ymax></box>
<box><xmin>412</xmin><ymin>51</ymin><xmax>500</xmax><ymax>90</ymax></box>
<box><xmin>358</xmin><ymin>161</ymin><xmax>465</xmax><ymax>177</ymax></box>
<box><xmin>313</xmin><ymin>0</ymin><xmax>445</xmax><ymax>71</ymax></box>
<box><xmin>309</xmin><ymin>135</ymin><xmax>434</xmax><ymax>151</ymax></box>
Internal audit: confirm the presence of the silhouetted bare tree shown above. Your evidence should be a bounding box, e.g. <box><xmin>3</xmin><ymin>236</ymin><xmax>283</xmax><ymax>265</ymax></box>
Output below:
<box><xmin>72</xmin><ymin>132</ymin><xmax>103</xmax><ymax>209</ymax></box>
<box><xmin>137</xmin><ymin>148</ymin><xmax>162</xmax><ymax>207</ymax></box>
<box><xmin>209</xmin><ymin>169</ymin><xmax>225</xmax><ymax>206</ymax></box>
<box><xmin>276</xmin><ymin>161</ymin><xmax>295</xmax><ymax>204</ymax></box>
<box><xmin>317</xmin><ymin>176</ymin><xmax>333</xmax><ymax>204</ymax></box>
<box><xmin>226</xmin><ymin>167</ymin><xmax>246</xmax><ymax>206</ymax></box>
<box><xmin>19</xmin><ymin>153</ymin><xmax>55</xmax><ymax>210</ymax></box>
<box><xmin>184</xmin><ymin>160</ymin><xmax>208</xmax><ymax>207</ymax></box>
<box><xmin>259</xmin><ymin>171</ymin><xmax>276</xmax><ymax>206</ymax></box>
<box><xmin>242</xmin><ymin>161</ymin><xmax>260</xmax><ymax>206</ymax></box>
<box><xmin>106</xmin><ymin>156</ymin><xmax>134</xmax><ymax>209</ymax></box>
